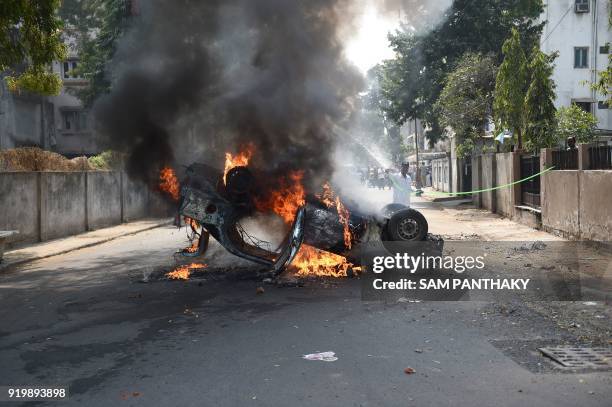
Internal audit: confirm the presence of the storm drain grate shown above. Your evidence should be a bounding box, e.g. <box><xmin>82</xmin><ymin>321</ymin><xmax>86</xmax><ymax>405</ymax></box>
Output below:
<box><xmin>539</xmin><ymin>346</ymin><xmax>612</xmax><ymax>369</ymax></box>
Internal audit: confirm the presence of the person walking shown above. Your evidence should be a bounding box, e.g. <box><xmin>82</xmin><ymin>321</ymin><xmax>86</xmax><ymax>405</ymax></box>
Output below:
<box><xmin>388</xmin><ymin>163</ymin><xmax>412</xmax><ymax>206</ymax></box>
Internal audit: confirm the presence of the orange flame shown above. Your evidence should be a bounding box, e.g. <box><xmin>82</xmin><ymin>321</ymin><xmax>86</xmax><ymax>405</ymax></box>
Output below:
<box><xmin>292</xmin><ymin>245</ymin><xmax>359</xmax><ymax>277</ymax></box>
<box><xmin>317</xmin><ymin>182</ymin><xmax>352</xmax><ymax>250</ymax></box>
<box><xmin>255</xmin><ymin>171</ymin><xmax>306</xmax><ymax>223</ymax></box>
<box><xmin>159</xmin><ymin>167</ymin><xmax>180</xmax><ymax>201</ymax></box>
<box><xmin>167</xmin><ymin>263</ymin><xmax>206</xmax><ymax>280</ymax></box>
<box><xmin>258</xmin><ymin>175</ymin><xmax>357</xmax><ymax>277</ymax></box>
<box><xmin>224</xmin><ymin>147</ymin><xmax>253</xmax><ymax>184</ymax></box>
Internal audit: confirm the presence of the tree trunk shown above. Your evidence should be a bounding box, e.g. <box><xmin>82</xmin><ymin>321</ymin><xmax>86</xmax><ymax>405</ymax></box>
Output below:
<box><xmin>517</xmin><ymin>127</ymin><xmax>523</xmax><ymax>151</ymax></box>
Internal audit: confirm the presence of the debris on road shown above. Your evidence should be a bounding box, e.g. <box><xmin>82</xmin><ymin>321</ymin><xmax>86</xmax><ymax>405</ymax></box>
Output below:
<box><xmin>302</xmin><ymin>351</ymin><xmax>338</xmax><ymax>362</ymax></box>
<box><xmin>256</xmin><ymin>286</ymin><xmax>265</xmax><ymax>294</ymax></box>
<box><xmin>404</xmin><ymin>367</ymin><xmax>416</xmax><ymax>374</ymax></box>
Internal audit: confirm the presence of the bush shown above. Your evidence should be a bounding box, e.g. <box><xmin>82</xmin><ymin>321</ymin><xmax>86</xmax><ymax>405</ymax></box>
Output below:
<box><xmin>556</xmin><ymin>104</ymin><xmax>598</xmax><ymax>143</ymax></box>
<box><xmin>88</xmin><ymin>151</ymin><xmax>125</xmax><ymax>170</ymax></box>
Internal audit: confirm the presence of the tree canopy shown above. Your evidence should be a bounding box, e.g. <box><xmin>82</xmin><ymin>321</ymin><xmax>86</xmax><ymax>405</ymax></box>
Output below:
<box><xmin>435</xmin><ymin>52</ymin><xmax>497</xmax><ymax>140</ymax></box>
<box><xmin>66</xmin><ymin>0</ymin><xmax>133</xmax><ymax>106</ymax></box>
<box><xmin>523</xmin><ymin>48</ymin><xmax>557</xmax><ymax>150</ymax></box>
<box><xmin>556</xmin><ymin>104</ymin><xmax>598</xmax><ymax>144</ymax></box>
<box><xmin>380</xmin><ymin>0</ymin><xmax>544</xmax><ymax>146</ymax></box>
<box><xmin>494</xmin><ymin>28</ymin><xmax>529</xmax><ymax>150</ymax></box>
<box><xmin>1</xmin><ymin>0</ymin><xmax>66</xmax><ymax>95</ymax></box>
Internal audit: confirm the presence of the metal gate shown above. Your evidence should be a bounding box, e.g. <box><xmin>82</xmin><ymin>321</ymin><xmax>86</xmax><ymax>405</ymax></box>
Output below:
<box><xmin>520</xmin><ymin>155</ymin><xmax>540</xmax><ymax>208</ymax></box>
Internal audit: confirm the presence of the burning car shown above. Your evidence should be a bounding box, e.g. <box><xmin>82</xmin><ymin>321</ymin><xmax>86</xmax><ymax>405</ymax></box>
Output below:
<box><xmin>176</xmin><ymin>160</ymin><xmax>438</xmax><ymax>277</ymax></box>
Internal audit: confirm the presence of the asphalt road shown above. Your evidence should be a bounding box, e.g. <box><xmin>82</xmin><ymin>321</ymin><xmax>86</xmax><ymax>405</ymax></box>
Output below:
<box><xmin>0</xmin><ymin>226</ymin><xmax>610</xmax><ymax>407</ymax></box>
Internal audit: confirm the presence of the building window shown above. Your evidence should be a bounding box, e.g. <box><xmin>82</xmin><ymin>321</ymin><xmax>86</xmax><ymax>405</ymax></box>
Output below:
<box><xmin>600</xmin><ymin>45</ymin><xmax>610</xmax><ymax>54</ymax></box>
<box><xmin>575</xmin><ymin>0</ymin><xmax>590</xmax><ymax>13</ymax></box>
<box><xmin>573</xmin><ymin>101</ymin><xmax>592</xmax><ymax>113</ymax></box>
<box><xmin>61</xmin><ymin>110</ymin><xmax>88</xmax><ymax>132</ymax></box>
<box><xmin>598</xmin><ymin>101</ymin><xmax>609</xmax><ymax>110</ymax></box>
<box><xmin>62</xmin><ymin>60</ymin><xmax>82</xmax><ymax>79</ymax></box>
<box><xmin>574</xmin><ymin>47</ymin><xmax>589</xmax><ymax>68</ymax></box>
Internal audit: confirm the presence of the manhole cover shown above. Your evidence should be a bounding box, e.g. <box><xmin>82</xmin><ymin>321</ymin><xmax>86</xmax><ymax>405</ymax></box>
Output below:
<box><xmin>539</xmin><ymin>346</ymin><xmax>612</xmax><ymax>369</ymax></box>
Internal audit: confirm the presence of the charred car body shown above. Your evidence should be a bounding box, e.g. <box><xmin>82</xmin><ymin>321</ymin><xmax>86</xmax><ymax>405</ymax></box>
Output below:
<box><xmin>178</xmin><ymin>163</ymin><xmax>440</xmax><ymax>275</ymax></box>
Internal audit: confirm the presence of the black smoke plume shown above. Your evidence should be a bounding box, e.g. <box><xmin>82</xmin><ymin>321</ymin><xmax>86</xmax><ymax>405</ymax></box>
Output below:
<box><xmin>94</xmin><ymin>0</ymin><xmax>363</xmax><ymax>190</ymax></box>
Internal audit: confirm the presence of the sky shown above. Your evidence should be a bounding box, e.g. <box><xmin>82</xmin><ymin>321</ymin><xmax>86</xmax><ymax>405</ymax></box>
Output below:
<box><xmin>344</xmin><ymin>4</ymin><xmax>401</xmax><ymax>74</ymax></box>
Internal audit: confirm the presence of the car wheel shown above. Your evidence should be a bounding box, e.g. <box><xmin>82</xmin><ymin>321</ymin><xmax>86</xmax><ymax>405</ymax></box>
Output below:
<box><xmin>386</xmin><ymin>209</ymin><xmax>428</xmax><ymax>241</ymax></box>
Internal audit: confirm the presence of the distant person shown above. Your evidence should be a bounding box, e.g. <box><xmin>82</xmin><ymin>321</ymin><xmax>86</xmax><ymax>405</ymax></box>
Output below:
<box><xmin>567</xmin><ymin>136</ymin><xmax>577</xmax><ymax>151</ymax></box>
<box><xmin>377</xmin><ymin>168</ymin><xmax>386</xmax><ymax>190</ymax></box>
<box><xmin>368</xmin><ymin>168</ymin><xmax>377</xmax><ymax>188</ymax></box>
<box><xmin>388</xmin><ymin>163</ymin><xmax>412</xmax><ymax>206</ymax></box>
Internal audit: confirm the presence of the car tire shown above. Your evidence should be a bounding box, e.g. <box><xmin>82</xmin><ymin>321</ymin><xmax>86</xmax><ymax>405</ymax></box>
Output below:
<box><xmin>386</xmin><ymin>209</ymin><xmax>428</xmax><ymax>241</ymax></box>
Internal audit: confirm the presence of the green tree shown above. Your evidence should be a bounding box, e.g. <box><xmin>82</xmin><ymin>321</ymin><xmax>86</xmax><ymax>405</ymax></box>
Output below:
<box><xmin>381</xmin><ymin>0</ymin><xmax>544</xmax><ymax>146</ymax></box>
<box><xmin>592</xmin><ymin>53</ymin><xmax>612</xmax><ymax>103</ymax></box>
<box><xmin>523</xmin><ymin>48</ymin><xmax>557</xmax><ymax>151</ymax></box>
<box><xmin>589</xmin><ymin>2</ymin><xmax>612</xmax><ymax>102</ymax></box>
<box><xmin>1</xmin><ymin>0</ymin><xmax>66</xmax><ymax>95</ymax></box>
<box><xmin>380</xmin><ymin>33</ymin><xmax>424</xmax><ymax>126</ymax></box>
<box><xmin>556</xmin><ymin>104</ymin><xmax>598</xmax><ymax>144</ymax></box>
<box><xmin>435</xmin><ymin>53</ymin><xmax>497</xmax><ymax>142</ymax></box>
<box><xmin>356</xmin><ymin>66</ymin><xmax>404</xmax><ymax>165</ymax></box>
<box><xmin>494</xmin><ymin>28</ymin><xmax>529</xmax><ymax>150</ymax></box>
<box><xmin>73</xmin><ymin>0</ymin><xmax>133</xmax><ymax>106</ymax></box>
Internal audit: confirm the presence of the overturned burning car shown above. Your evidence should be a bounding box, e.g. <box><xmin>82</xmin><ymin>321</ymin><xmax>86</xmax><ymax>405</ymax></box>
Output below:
<box><xmin>177</xmin><ymin>162</ymin><xmax>439</xmax><ymax>275</ymax></box>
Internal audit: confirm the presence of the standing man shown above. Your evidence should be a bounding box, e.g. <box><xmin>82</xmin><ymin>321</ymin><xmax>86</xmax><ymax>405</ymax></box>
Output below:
<box><xmin>389</xmin><ymin>163</ymin><xmax>413</xmax><ymax>207</ymax></box>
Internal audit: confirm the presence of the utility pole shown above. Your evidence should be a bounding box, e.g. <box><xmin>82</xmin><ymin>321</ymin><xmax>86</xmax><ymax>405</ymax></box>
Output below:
<box><xmin>414</xmin><ymin>117</ymin><xmax>422</xmax><ymax>190</ymax></box>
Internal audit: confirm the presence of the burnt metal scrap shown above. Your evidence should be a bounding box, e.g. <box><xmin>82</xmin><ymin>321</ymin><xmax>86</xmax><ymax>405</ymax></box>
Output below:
<box><xmin>178</xmin><ymin>163</ymin><xmax>440</xmax><ymax>275</ymax></box>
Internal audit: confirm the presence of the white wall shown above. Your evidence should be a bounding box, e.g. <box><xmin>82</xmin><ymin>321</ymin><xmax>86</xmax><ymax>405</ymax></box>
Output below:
<box><xmin>540</xmin><ymin>0</ymin><xmax>612</xmax><ymax>130</ymax></box>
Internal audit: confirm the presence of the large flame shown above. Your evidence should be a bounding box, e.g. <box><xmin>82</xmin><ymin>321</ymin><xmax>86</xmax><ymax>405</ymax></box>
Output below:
<box><xmin>224</xmin><ymin>147</ymin><xmax>253</xmax><ymax>184</ymax></box>
<box><xmin>257</xmin><ymin>174</ymin><xmax>356</xmax><ymax>277</ymax></box>
<box><xmin>255</xmin><ymin>171</ymin><xmax>306</xmax><ymax>223</ymax></box>
<box><xmin>159</xmin><ymin>166</ymin><xmax>180</xmax><ymax>201</ymax></box>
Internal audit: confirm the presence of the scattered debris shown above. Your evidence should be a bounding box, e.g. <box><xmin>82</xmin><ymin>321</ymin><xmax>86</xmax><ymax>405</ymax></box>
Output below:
<box><xmin>256</xmin><ymin>286</ymin><xmax>265</xmax><ymax>295</ymax></box>
<box><xmin>404</xmin><ymin>367</ymin><xmax>416</xmax><ymax>375</ymax></box>
<box><xmin>398</xmin><ymin>297</ymin><xmax>421</xmax><ymax>303</ymax></box>
<box><xmin>302</xmin><ymin>351</ymin><xmax>338</xmax><ymax>362</ymax></box>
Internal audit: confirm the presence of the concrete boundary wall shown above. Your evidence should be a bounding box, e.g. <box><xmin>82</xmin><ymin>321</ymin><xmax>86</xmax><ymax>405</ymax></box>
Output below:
<box><xmin>493</xmin><ymin>153</ymin><xmax>516</xmax><ymax>218</ymax></box>
<box><xmin>469</xmin><ymin>147</ymin><xmax>612</xmax><ymax>241</ymax></box>
<box><xmin>431</xmin><ymin>157</ymin><xmax>451</xmax><ymax>193</ymax></box>
<box><xmin>541</xmin><ymin>170</ymin><xmax>612</xmax><ymax>241</ymax></box>
<box><xmin>541</xmin><ymin>170</ymin><xmax>580</xmax><ymax>237</ymax></box>
<box><xmin>0</xmin><ymin>172</ymin><xmax>40</xmax><ymax>243</ymax></box>
<box><xmin>0</xmin><ymin>171</ymin><xmax>169</xmax><ymax>246</ymax></box>
<box><xmin>480</xmin><ymin>154</ymin><xmax>496</xmax><ymax>212</ymax></box>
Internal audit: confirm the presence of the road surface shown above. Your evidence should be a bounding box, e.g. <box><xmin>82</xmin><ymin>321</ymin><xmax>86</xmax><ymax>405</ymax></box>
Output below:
<box><xmin>0</xmin><ymin>198</ymin><xmax>610</xmax><ymax>406</ymax></box>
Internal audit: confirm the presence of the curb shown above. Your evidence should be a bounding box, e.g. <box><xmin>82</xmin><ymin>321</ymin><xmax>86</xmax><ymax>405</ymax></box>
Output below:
<box><xmin>0</xmin><ymin>219</ymin><xmax>173</xmax><ymax>273</ymax></box>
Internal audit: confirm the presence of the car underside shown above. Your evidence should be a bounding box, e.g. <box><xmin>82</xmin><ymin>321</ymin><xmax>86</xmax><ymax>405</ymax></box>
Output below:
<box><xmin>178</xmin><ymin>162</ymin><xmax>440</xmax><ymax>275</ymax></box>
